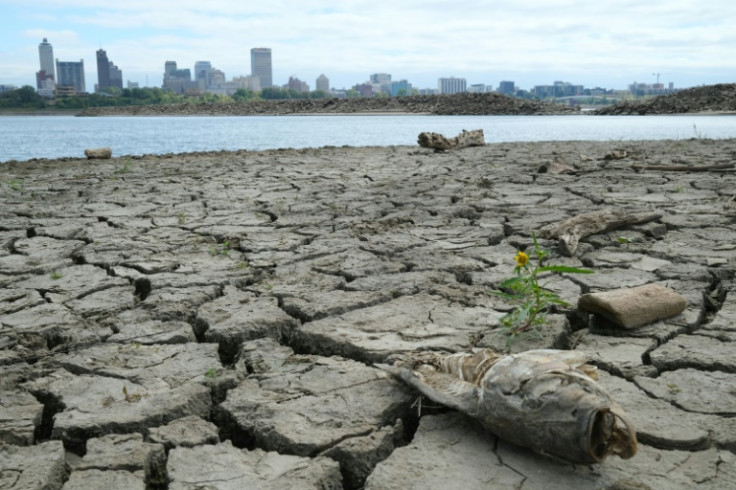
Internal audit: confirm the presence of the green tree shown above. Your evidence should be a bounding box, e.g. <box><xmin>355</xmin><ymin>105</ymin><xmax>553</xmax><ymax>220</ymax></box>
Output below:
<box><xmin>232</xmin><ymin>88</ymin><xmax>254</xmax><ymax>101</ymax></box>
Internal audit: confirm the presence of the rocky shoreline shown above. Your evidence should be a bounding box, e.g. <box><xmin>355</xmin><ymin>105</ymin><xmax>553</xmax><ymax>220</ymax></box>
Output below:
<box><xmin>77</xmin><ymin>92</ymin><xmax>579</xmax><ymax>117</ymax></box>
<box><xmin>2</xmin><ymin>138</ymin><xmax>736</xmax><ymax>489</ymax></box>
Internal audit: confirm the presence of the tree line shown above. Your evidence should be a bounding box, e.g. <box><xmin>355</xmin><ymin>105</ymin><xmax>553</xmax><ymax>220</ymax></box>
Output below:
<box><xmin>0</xmin><ymin>86</ymin><xmax>334</xmax><ymax>110</ymax></box>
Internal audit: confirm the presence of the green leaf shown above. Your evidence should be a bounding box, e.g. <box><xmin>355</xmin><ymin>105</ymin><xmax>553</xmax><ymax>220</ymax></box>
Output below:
<box><xmin>499</xmin><ymin>276</ymin><xmax>525</xmax><ymax>289</ymax></box>
<box><xmin>537</xmin><ymin>265</ymin><xmax>594</xmax><ymax>274</ymax></box>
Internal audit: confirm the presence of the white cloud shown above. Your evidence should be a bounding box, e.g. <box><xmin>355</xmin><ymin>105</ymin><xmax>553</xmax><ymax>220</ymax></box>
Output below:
<box><xmin>3</xmin><ymin>0</ymin><xmax>736</xmax><ymax>89</ymax></box>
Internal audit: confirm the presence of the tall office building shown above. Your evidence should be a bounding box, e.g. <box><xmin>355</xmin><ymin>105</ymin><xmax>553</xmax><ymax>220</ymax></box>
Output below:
<box><xmin>194</xmin><ymin>61</ymin><xmax>213</xmax><ymax>90</ymax></box>
<box><xmin>37</xmin><ymin>38</ymin><xmax>56</xmax><ymax>89</ymax></box>
<box><xmin>108</xmin><ymin>62</ymin><xmax>123</xmax><ymax>89</ymax></box>
<box><xmin>250</xmin><ymin>48</ymin><xmax>272</xmax><ymax>89</ymax></box>
<box><xmin>96</xmin><ymin>49</ymin><xmax>111</xmax><ymax>91</ymax></box>
<box><xmin>438</xmin><ymin>77</ymin><xmax>467</xmax><ymax>95</ymax></box>
<box><xmin>316</xmin><ymin>74</ymin><xmax>329</xmax><ymax>92</ymax></box>
<box><xmin>95</xmin><ymin>49</ymin><xmax>123</xmax><ymax>92</ymax></box>
<box><xmin>56</xmin><ymin>59</ymin><xmax>86</xmax><ymax>93</ymax></box>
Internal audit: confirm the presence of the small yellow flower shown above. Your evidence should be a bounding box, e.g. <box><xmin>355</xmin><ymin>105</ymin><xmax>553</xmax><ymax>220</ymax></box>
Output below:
<box><xmin>515</xmin><ymin>251</ymin><xmax>529</xmax><ymax>267</ymax></box>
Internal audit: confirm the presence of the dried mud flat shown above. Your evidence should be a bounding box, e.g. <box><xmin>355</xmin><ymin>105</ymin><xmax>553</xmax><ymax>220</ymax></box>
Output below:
<box><xmin>2</xmin><ymin>138</ymin><xmax>736</xmax><ymax>489</ymax></box>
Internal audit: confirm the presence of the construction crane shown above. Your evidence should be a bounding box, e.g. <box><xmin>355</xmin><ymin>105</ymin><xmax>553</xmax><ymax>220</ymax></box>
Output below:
<box><xmin>652</xmin><ymin>73</ymin><xmax>661</xmax><ymax>85</ymax></box>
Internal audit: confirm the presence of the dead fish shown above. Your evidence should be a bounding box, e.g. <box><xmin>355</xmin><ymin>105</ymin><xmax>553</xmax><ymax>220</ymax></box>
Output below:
<box><xmin>377</xmin><ymin>348</ymin><xmax>637</xmax><ymax>464</ymax></box>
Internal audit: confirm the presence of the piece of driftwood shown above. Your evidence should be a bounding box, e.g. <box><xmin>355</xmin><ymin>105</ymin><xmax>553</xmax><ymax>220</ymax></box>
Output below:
<box><xmin>631</xmin><ymin>163</ymin><xmax>735</xmax><ymax>172</ymax></box>
<box><xmin>378</xmin><ymin>349</ymin><xmax>637</xmax><ymax>464</ymax></box>
<box><xmin>417</xmin><ymin>129</ymin><xmax>485</xmax><ymax>151</ymax></box>
<box><xmin>578</xmin><ymin>283</ymin><xmax>687</xmax><ymax>329</ymax></box>
<box><xmin>538</xmin><ymin>208</ymin><xmax>663</xmax><ymax>256</ymax></box>
<box><xmin>84</xmin><ymin>147</ymin><xmax>112</xmax><ymax>159</ymax></box>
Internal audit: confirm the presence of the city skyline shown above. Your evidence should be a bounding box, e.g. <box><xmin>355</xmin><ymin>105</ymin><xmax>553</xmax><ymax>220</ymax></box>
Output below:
<box><xmin>2</xmin><ymin>1</ymin><xmax>736</xmax><ymax>92</ymax></box>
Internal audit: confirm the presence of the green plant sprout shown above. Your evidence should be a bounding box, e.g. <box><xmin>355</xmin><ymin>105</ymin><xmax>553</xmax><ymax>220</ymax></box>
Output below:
<box><xmin>492</xmin><ymin>232</ymin><xmax>593</xmax><ymax>346</ymax></box>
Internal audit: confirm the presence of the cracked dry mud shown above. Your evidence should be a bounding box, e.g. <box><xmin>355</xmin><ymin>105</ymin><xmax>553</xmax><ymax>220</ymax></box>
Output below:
<box><xmin>2</xmin><ymin>138</ymin><xmax>736</xmax><ymax>489</ymax></box>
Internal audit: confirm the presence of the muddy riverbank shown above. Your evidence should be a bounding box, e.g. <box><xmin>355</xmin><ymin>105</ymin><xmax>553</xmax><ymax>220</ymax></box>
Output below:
<box><xmin>2</xmin><ymin>138</ymin><xmax>736</xmax><ymax>489</ymax></box>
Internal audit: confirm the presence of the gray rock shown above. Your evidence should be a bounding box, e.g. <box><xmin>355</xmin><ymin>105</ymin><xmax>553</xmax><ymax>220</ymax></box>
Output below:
<box><xmin>147</xmin><ymin>415</ymin><xmax>220</xmax><ymax>449</ymax></box>
<box><xmin>0</xmin><ymin>390</ymin><xmax>43</xmax><ymax>445</ymax></box>
<box><xmin>166</xmin><ymin>442</ymin><xmax>342</xmax><ymax>490</ymax></box>
<box><xmin>0</xmin><ymin>440</ymin><xmax>68</xmax><ymax>490</ymax></box>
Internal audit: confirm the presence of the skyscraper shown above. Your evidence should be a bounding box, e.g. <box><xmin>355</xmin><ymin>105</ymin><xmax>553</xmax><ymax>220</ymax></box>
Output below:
<box><xmin>194</xmin><ymin>61</ymin><xmax>212</xmax><ymax>90</ymax></box>
<box><xmin>37</xmin><ymin>38</ymin><xmax>55</xmax><ymax>89</ymax></box>
<box><xmin>96</xmin><ymin>49</ymin><xmax>123</xmax><ymax>91</ymax></box>
<box><xmin>250</xmin><ymin>48</ymin><xmax>272</xmax><ymax>89</ymax></box>
<box><xmin>316</xmin><ymin>74</ymin><xmax>329</xmax><ymax>92</ymax></box>
<box><xmin>56</xmin><ymin>59</ymin><xmax>86</xmax><ymax>93</ymax></box>
<box><xmin>96</xmin><ymin>49</ymin><xmax>110</xmax><ymax>91</ymax></box>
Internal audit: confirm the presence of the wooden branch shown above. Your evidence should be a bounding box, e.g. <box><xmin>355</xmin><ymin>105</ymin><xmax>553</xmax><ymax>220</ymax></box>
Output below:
<box><xmin>538</xmin><ymin>208</ymin><xmax>663</xmax><ymax>256</ymax></box>
<box><xmin>631</xmin><ymin>163</ymin><xmax>735</xmax><ymax>172</ymax></box>
<box><xmin>417</xmin><ymin>129</ymin><xmax>485</xmax><ymax>151</ymax></box>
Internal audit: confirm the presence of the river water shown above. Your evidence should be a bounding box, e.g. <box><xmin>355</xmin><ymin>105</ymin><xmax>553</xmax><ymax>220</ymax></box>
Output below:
<box><xmin>1</xmin><ymin>113</ymin><xmax>735</xmax><ymax>162</ymax></box>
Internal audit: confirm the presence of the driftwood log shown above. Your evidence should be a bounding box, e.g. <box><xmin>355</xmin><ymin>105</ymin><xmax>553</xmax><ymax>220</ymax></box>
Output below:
<box><xmin>84</xmin><ymin>147</ymin><xmax>112</xmax><ymax>159</ymax></box>
<box><xmin>378</xmin><ymin>349</ymin><xmax>637</xmax><ymax>464</ymax></box>
<box><xmin>538</xmin><ymin>208</ymin><xmax>663</xmax><ymax>256</ymax></box>
<box><xmin>579</xmin><ymin>283</ymin><xmax>687</xmax><ymax>329</ymax></box>
<box><xmin>417</xmin><ymin>129</ymin><xmax>485</xmax><ymax>151</ymax></box>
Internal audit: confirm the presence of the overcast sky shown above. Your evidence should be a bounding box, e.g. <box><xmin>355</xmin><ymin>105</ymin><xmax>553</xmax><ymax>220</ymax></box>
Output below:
<box><xmin>2</xmin><ymin>0</ymin><xmax>735</xmax><ymax>92</ymax></box>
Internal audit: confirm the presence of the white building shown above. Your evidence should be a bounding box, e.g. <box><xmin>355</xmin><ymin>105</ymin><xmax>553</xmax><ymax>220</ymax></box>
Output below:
<box><xmin>316</xmin><ymin>74</ymin><xmax>330</xmax><ymax>92</ymax></box>
<box><xmin>438</xmin><ymin>77</ymin><xmax>467</xmax><ymax>94</ymax></box>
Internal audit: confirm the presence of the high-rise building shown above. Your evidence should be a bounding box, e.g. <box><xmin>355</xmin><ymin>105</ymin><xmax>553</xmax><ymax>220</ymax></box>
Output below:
<box><xmin>438</xmin><ymin>77</ymin><xmax>467</xmax><ymax>94</ymax></box>
<box><xmin>162</xmin><ymin>61</ymin><xmax>199</xmax><ymax>94</ymax></box>
<box><xmin>96</xmin><ymin>49</ymin><xmax>110</xmax><ymax>91</ymax></box>
<box><xmin>391</xmin><ymin>79</ymin><xmax>411</xmax><ymax>96</ymax></box>
<box><xmin>251</xmin><ymin>48</ymin><xmax>273</xmax><ymax>89</ymax></box>
<box><xmin>316</xmin><ymin>74</ymin><xmax>329</xmax><ymax>92</ymax></box>
<box><xmin>96</xmin><ymin>49</ymin><xmax>123</xmax><ymax>92</ymax></box>
<box><xmin>108</xmin><ymin>62</ymin><xmax>123</xmax><ymax>89</ymax></box>
<box><xmin>55</xmin><ymin>59</ymin><xmax>86</xmax><ymax>93</ymax></box>
<box><xmin>37</xmin><ymin>38</ymin><xmax>55</xmax><ymax>90</ymax></box>
<box><xmin>498</xmin><ymin>81</ymin><xmax>515</xmax><ymax>95</ymax></box>
<box><xmin>194</xmin><ymin>61</ymin><xmax>213</xmax><ymax>89</ymax></box>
